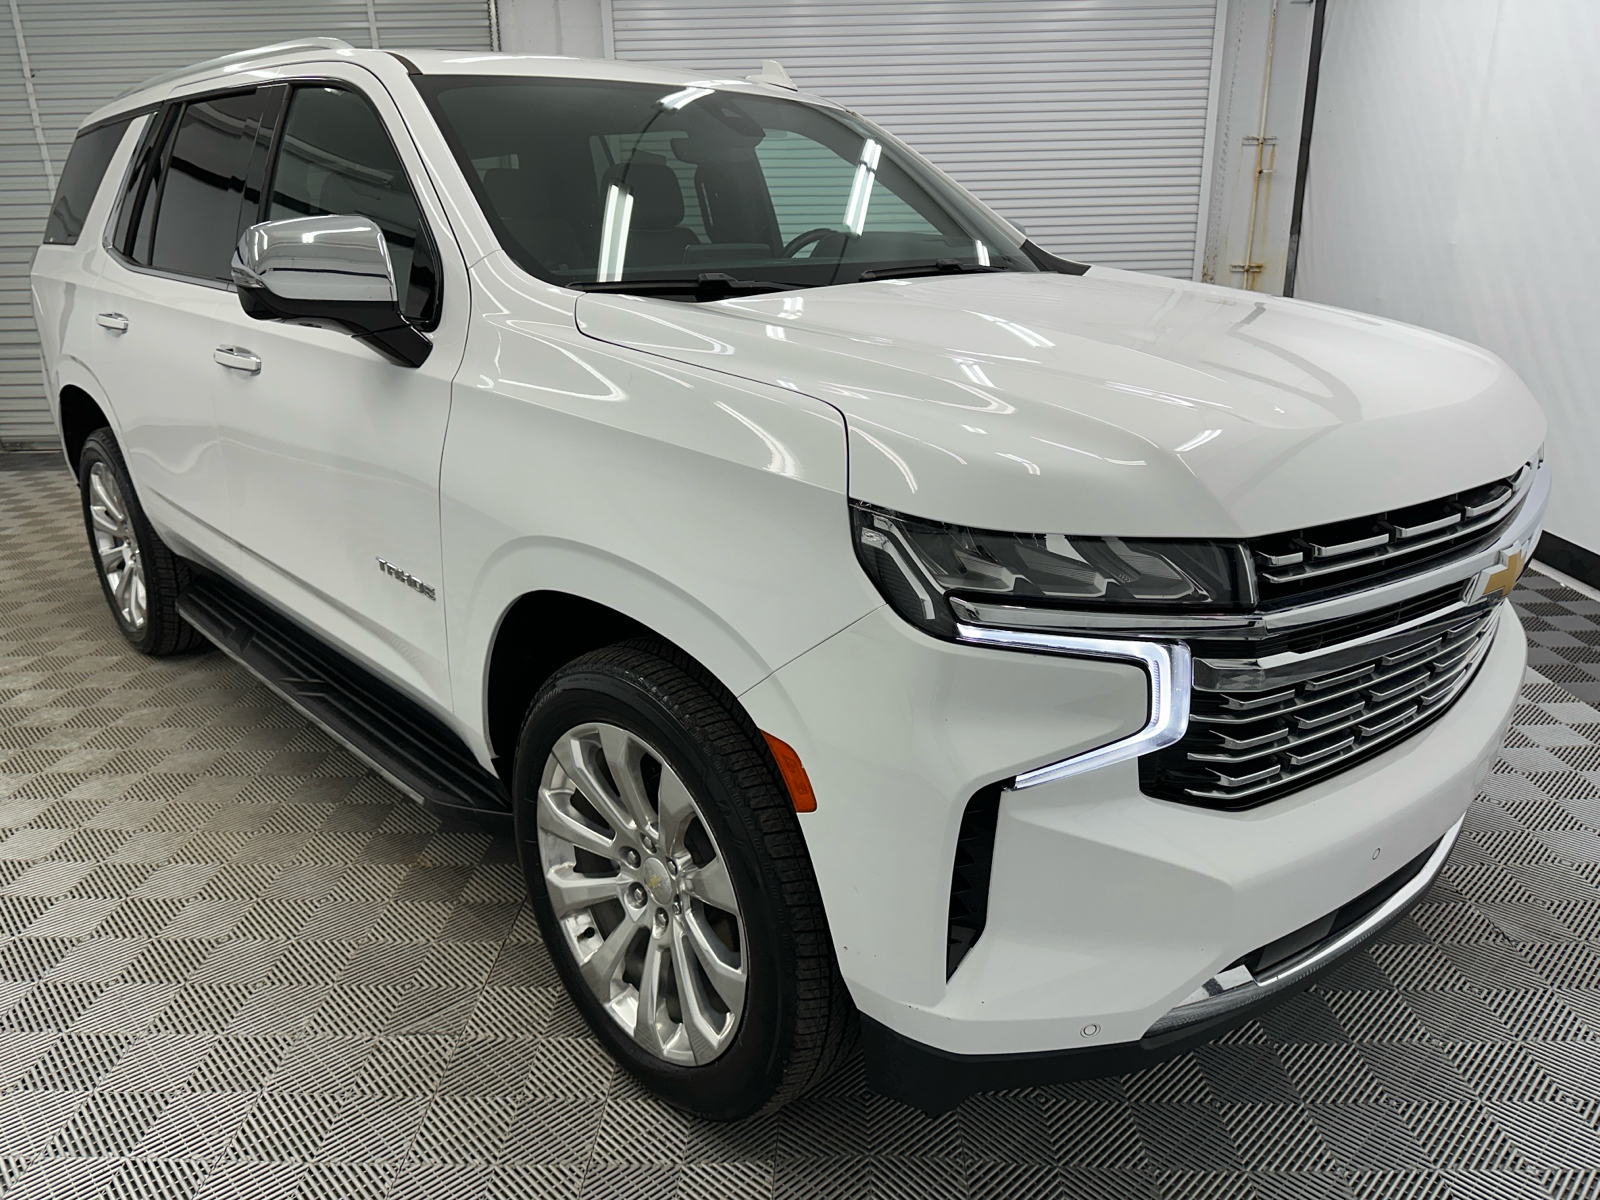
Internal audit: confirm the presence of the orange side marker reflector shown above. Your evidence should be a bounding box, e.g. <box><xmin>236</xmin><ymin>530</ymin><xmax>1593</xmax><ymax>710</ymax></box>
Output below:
<box><xmin>762</xmin><ymin>732</ymin><xmax>818</xmax><ymax>813</ymax></box>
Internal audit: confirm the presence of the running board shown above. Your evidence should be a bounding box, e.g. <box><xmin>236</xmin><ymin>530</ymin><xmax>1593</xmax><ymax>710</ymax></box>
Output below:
<box><xmin>178</xmin><ymin>574</ymin><xmax>512</xmax><ymax>831</ymax></box>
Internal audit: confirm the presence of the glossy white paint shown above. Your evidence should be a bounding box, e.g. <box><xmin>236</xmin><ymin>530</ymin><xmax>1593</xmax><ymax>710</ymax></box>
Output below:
<box><xmin>576</xmin><ymin>270</ymin><xmax>1547</xmax><ymax>536</ymax></box>
<box><xmin>30</xmin><ymin>118</ymin><xmax>142</xmax><ymax>446</ymax></box>
<box><xmin>35</xmin><ymin>46</ymin><xmax>1544</xmax><ymax>1062</ymax></box>
<box><xmin>207</xmin><ymin>63</ymin><xmax>472</xmax><ymax>714</ymax></box>
<box><xmin>442</xmin><ymin>252</ymin><xmax>874</xmax><ymax>754</ymax></box>
<box><xmin>744</xmin><ymin>605</ymin><xmax>1523</xmax><ymax>1054</ymax></box>
<box><xmin>42</xmin><ymin>115</ymin><xmax>242</xmax><ymax>569</ymax></box>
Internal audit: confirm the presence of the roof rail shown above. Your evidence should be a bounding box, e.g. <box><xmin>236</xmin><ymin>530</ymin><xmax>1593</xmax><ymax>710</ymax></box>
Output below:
<box><xmin>116</xmin><ymin>37</ymin><xmax>355</xmax><ymax>99</ymax></box>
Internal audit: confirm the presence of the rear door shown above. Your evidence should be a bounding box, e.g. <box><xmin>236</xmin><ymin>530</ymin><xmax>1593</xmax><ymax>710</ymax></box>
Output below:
<box><xmin>89</xmin><ymin>87</ymin><xmax>282</xmax><ymax>565</ymax></box>
<box><xmin>210</xmin><ymin>72</ymin><xmax>467</xmax><ymax>713</ymax></box>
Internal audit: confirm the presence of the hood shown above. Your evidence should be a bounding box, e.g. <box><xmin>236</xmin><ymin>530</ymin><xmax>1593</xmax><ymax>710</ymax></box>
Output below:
<box><xmin>574</xmin><ymin>267</ymin><xmax>1545</xmax><ymax>537</ymax></box>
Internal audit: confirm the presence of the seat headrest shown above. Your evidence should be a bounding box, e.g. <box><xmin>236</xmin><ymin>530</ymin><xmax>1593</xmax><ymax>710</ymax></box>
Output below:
<box><xmin>601</xmin><ymin>160</ymin><xmax>684</xmax><ymax>230</ymax></box>
<box><xmin>317</xmin><ymin>172</ymin><xmax>361</xmax><ymax>216</ymax></box>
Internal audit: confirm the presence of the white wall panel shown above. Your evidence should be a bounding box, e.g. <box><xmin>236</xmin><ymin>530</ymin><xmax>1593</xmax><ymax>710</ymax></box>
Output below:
<box><xmin>609</xmin><ymin>0</ymin><xmax>1222</xmax><ymax>277</ymax></box>
<box><xmin>0</xmin><ymin>0</ymin><xmax>492</xmax><ymax>445</ymax></box>
<box><xmin>1297</xmin><ymin>0</ymin><xmax>1600</xmax><ymax>555</ymax></box>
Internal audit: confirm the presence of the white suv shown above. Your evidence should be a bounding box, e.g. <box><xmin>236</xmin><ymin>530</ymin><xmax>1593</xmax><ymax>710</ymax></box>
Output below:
<box><xmin>31</xmin><ymin>40</ymin><xmax>1547</xmax><ymax>1118</ymax></box>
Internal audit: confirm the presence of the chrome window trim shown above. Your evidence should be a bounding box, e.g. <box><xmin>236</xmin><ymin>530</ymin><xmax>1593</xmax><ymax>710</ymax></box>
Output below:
<box><xmin>954</xmin><ymin>624</ymin><xmax>1192</xmax><ymax>790</ymax></box>
<box><xmin>1144</xmin><ymin>815</ymin><xmax>1463</xmax><ymax>1036</ymax></box>
<box><xmin>949</xmin><ymin>458</ymin><xmax>1549</xmax><ymax>639</ymax></box>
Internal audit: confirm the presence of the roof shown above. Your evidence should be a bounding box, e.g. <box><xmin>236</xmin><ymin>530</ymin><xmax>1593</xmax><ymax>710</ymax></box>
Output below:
<box><xmin>82</xmin><ymin>39</ymin><xmax>817</xmax><ymax>131</ymax></box>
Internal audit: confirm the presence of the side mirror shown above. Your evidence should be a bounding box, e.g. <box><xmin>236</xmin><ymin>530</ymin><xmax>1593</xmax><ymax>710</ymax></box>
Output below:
<box><xmin>230</xmin><ymin>215</ymin><xmax>431</xmax><ymax>368</ymax></box>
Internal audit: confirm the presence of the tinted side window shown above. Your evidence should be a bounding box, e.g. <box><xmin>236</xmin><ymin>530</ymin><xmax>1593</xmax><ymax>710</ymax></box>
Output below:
<box><xmin>268</xmin><ymin>86</ymin><xmax>440</xmax><ymax>327</ymax></box>
<box><xmin>114</xmin><ymin>105</ymin><xmax>178</xmax><ymax>265</ymax></box>
<box><xmin>149</xmin><ymin>92</ymin><xmax>272</xmax><ymax>281</ymax></box>
<box><xmin>43</xmin><ymin>119</ymin><xmax>133</xmax><ymax>245</ymax></box>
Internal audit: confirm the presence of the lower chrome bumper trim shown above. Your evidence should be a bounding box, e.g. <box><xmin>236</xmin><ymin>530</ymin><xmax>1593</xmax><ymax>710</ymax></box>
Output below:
<box><xmin>1145</xmin><ymin>814</ymin><xmax>1463</xmax><ymax>1036</ymax></box>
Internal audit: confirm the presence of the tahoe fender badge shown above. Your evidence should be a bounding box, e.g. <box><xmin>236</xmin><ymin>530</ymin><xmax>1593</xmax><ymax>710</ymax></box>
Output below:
<box><xmin>376</xmin><ymin>557</ymin><xmax>437</xmax><ymax>601</ymax></box>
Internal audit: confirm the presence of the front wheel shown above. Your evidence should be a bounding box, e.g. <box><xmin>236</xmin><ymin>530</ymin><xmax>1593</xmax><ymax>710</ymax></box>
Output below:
<box><xmin>512</xmin><ymin>642</ymin><xmax>853</xmax><ymax>1119</ymax></box>
<box><xmin>78</xmin><ymin>428</ymin><xmax>202</xmax><ymax>656</ymax></box>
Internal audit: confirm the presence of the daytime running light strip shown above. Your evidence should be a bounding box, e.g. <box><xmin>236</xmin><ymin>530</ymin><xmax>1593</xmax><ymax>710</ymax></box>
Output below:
<box><xmin>954</xmin><ymin>624</ymin><xmax>1192</xmax><ymax>789</ymax></box>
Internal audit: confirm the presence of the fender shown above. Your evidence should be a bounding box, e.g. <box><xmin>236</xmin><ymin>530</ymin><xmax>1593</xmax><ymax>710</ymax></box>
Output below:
<box><xmin>53</xmin><ymin>356</ymin><xmax>124</xmax><ymax>445</ymax></box>
<box><xmin>444</xmin><ymin>260</ymin><xmax>882</xmax><ymax>763</ymax></box>
<box><xmin>466</xmin><ymin>538</ymin><xmax>784</xmax><ymax>765</ymax></box>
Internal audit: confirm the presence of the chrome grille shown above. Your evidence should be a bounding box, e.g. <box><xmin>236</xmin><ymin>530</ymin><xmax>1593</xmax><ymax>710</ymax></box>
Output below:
<box><xmin>1250</xmin><ymin>463</ymin><xmax>1533</xmax><ymax>603</ymax></box>
<box><xmin>1140</xmin><ymin>605</ymin><xmax>1501</xmax><ymax>809</ymax></box>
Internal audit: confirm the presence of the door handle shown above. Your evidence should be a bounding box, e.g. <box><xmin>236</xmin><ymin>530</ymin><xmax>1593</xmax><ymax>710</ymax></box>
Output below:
<box><xmin>95</xmin><ymin>312</ymin><xmax>129</xmax><ymax>332</ymax></box>
<box><xmin>213</xmin><ymin>346</ymin><xmax>261</xmax><ymax>374</ymax></box>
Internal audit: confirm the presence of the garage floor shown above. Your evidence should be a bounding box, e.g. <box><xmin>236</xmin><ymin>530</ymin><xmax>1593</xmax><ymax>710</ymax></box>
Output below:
<box><xmin>2</xmin><ymin>451</ymin><xmax>1599</xmax><ymax>1200</ymax></box>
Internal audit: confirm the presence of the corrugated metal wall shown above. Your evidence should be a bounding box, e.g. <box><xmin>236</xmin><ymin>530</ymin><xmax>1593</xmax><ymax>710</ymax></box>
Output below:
<box><xmin>0</xmin><ymin>0</ymin><xmax>493</xmax><ymax>446</ymax></box>
<box><xmin>1296</xmin><ymin>0</ymin><xmax>1600</xmax><ymax>556</ymax></box>
<box><xmin>609</xmin><ymin>0</ymin><xmax>1223</xmax><ymax>276</ymax></box>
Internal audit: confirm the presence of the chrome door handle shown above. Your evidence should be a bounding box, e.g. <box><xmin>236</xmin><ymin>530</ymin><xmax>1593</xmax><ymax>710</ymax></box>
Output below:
<box><xmin>95</xmin><ymin>312</ymin><xmax>129</xmax><ymax>332</ymax></box>
<box><xmin>213</xmin><ymin>346</ymin><xmax>261</xmax><ymax>374</ymax></box>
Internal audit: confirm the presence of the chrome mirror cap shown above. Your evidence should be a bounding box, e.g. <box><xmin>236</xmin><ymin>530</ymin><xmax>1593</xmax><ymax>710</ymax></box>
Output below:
<box><xmin>231</xmin><ymin>215</ymin><xmax>398</xmax><ymax>305</ymax></box>
<box><xmin>229</xmin><ymin>215</ymin><xmax>430</xmax><ymax>368</ymax></box>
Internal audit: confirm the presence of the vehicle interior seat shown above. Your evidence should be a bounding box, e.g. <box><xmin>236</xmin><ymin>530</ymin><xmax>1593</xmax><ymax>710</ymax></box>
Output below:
<box><xmin>600</xmin><ymin>159</ymin><xmax>700</xmax><ymax>267</ymax></box>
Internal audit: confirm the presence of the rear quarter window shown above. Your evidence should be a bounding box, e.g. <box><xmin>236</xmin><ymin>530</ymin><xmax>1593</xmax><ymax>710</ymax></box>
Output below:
<box><xmin>43</xmin><ymin>118</ymin><xmax>134</xmax><ymax>245</ymax></box>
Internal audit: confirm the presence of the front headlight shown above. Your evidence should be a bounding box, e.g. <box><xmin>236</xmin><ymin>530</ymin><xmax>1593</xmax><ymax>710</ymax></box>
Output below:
<box><xmin>851</xmin><ymin>501</ymin><xmax>1255</xmax><ymax>637</ymax></box>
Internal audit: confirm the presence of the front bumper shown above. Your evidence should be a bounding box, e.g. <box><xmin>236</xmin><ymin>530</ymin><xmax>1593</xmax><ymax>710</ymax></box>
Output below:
<box><xmin>740</xmin><ymin>600</ymin><xmax>1524</xmax><ymax>1095</ymax></box>
<box><xmin>862</xmin><ymin>816</ymin><xmax>1460</xmax><ymax>1114</ymax></box>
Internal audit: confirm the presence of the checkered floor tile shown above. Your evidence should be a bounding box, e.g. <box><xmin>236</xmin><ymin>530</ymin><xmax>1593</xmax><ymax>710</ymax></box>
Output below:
<box><xmin>2</xmin><ymin>450</ymin><xmax>1598</xmax><ymax>1199</ymax></box>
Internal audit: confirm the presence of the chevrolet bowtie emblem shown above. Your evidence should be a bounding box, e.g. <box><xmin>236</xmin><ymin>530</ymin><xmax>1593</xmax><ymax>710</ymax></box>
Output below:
<box><xmin>1476</xmin><ymin>547</ymin><xmax>1529</xmax><ymax>603</ymax></box>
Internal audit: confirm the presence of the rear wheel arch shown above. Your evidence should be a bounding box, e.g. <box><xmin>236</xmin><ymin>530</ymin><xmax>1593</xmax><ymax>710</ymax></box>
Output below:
<box><xmin>59</xmin><ymin>384</ymin><xmax>112</xmax><ymax>470</ymax></box>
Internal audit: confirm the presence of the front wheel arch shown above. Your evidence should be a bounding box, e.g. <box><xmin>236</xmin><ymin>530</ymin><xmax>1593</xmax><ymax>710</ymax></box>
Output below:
<box><xmin>483</xmin><ymin>591</ymin><xmax>655</xmax><ymax>773</ymax></box>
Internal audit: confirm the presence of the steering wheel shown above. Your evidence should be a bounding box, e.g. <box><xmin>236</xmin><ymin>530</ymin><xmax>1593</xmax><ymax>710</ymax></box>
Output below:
<box><xmin>780</xmin><ymin>227</ymin><xmax>839</xmax><ymax>258</ymax></box>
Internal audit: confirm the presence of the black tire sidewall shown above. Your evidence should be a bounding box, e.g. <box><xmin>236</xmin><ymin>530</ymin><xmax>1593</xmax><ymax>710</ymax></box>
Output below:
<box><xmin>78</xmin><ymin>431</ymin><xmax>160</xmax><ymax>653</ymax></box>
<box><xmin>512</xmin><ymin>657</ymin><xmax>793</xmax><ymax>1119</ymax></box>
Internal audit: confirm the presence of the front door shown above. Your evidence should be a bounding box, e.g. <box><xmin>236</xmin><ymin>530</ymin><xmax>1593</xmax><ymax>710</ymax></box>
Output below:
<box><xmin>211</xmin><ymin>76</ymin><xmax>465</xmax><ymax>712</ymax></box>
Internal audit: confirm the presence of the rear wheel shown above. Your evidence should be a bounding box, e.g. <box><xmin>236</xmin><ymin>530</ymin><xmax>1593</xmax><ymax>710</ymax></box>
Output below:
<box><xmin>512</xmin><ymin>641</ymin><xmax>853</xmax><ymax>1119</ymax></box>
<box><xmin>78</xmin><ymin>429</ymin><xmax>201</xmax><ymax>656</ymax></box>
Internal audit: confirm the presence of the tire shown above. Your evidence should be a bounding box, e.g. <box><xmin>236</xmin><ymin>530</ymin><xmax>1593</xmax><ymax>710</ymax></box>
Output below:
<box><xmin>78</xmin><ymin>428</ymin><xmax>203</xmax><ymax>656</ymax></box>
<box><xmin>512</xmin><ymin>640</ymin><xmax>854</xmax><ymax>1119</ymax></box>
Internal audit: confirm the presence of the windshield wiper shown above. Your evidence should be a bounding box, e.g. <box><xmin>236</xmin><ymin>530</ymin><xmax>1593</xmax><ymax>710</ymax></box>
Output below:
<box><xmin>572</xmin><ymin>272</ymin><xmax>803</xmax><ymax>298</ymax></box>
<box><xmin>856</xmin><ymin>259</ymin><xmax>1007</xmax><ymax>282</ymax></box>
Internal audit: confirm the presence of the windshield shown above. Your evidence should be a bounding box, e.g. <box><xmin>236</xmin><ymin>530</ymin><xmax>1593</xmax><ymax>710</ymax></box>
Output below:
<box><xmin>416</xmin><ymin>75</ymin><xmax>1039</xmax><ymax>294</ymax></box>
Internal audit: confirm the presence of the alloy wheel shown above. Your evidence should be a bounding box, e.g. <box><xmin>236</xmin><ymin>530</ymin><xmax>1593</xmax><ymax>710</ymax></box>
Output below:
<box><xmin>87</xmin><ymin>461</ymin><xmax>147</xmax><ymax>631</ymax></box>
<box><xmin>536</xmin><ymin>722</ymin><xmax>747</xmax><ymax>1065</ymax></box>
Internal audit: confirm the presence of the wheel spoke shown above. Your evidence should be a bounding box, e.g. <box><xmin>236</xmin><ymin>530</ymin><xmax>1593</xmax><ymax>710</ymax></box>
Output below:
<box><xmin>536</xmin><ymin>787</ymin><xmax>616</xmax><ymax>860</ymax></box>
<box><xmin>598</xmin><ymin>725</ymin><xmax>658</xmax><ymax>835</ymax></box>
<box><xmin>97</xmin><ymin>542</ymin><xmax>124</xmax><ymax>571</ymax></box>
<box><xmin>669</xmin><ymin>919</ymin><xmax>725</xmax><ymax>1064</ymax></box>
<box><xmin>113</xmin><ymin>561</ymin><xmax>133</xmax><ymax>609</ymax></box>
<box><xmin>682</xmin><ymin>906</ymin><xmax>746</xmax><ymax>1015</ymax></box>
<box><xmin>545</xmin><ymin>864</ymin><xmax>625</xmax><ymax>916</ymax></box>
<box><xmin>90</xmin><ymin>471</ymin><xmax>124</xmax><ymax>522</ymax></box>
<box><xmin>656</xmin><ymin>767</ymin><xmax>697</xmax><ymax>857</ymax></box>
<box><xmin>579</xmin><ymin>907</ymin><xmax>643</xmax><ymax>994</ymax></box>
<box><xmin>90</xmin><ymin>506</ymin><xmax>120</xmax><ymax>536</ymax></box>
<box><xmin>685</xmin><ymin>854</ymin><xmax>738</xmax><ymax>913</ymax></box>
<box><xmin>129</xmin><ymin>572</ymin><xmax>147</xmax><ymax>627</ymax></box>
<box><xmin>534</xmin><ymin>718</ymin><xmax>748</xmax><ymax>1068</ymax></box>
<box><xmin>552</xmin><ymin>733</ymin><xmax>633</xmax><ymax>838</ymax></box>
<box><xmin>632</xmin><ymin>934</ymin><xmax>668</xmax><ymax>1057</ymax></box>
